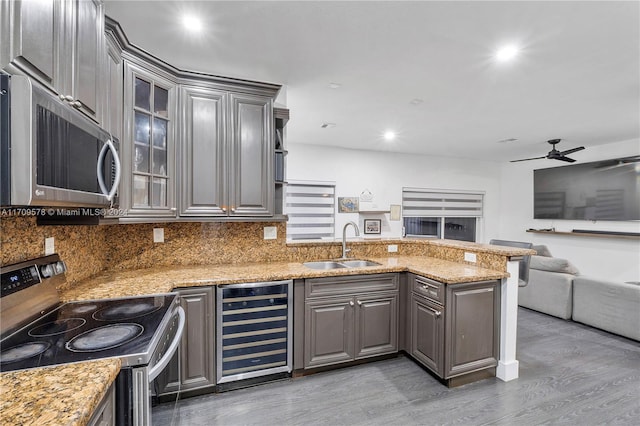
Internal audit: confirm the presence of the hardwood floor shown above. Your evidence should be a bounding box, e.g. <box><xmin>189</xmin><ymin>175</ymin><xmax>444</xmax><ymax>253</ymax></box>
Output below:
<box><xmin>153</xmin><ymin>308</ymin><xmax>640</xmax><ymax>425</ymax></box>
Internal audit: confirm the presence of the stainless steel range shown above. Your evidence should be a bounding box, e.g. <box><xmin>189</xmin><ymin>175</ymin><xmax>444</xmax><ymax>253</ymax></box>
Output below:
<box><xmin>0</xmin><ymin>254</ymin><xmax>185</xmax><ymax>426</ymax></box>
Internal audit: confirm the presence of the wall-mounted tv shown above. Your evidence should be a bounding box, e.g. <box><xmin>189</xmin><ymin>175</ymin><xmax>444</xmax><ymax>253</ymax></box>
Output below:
<box><xmin>533</xmin><ymin>156</ymin><xmax>640</xmax><ymax>221</ymax></box>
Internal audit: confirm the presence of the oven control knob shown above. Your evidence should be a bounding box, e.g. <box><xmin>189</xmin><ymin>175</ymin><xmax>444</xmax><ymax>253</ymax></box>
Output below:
<box><xmin>40</xmin><ymin>264</ymin><xmax>54</xmax><ymax>278</ymax></box>
<box><xmin>53</xmin><ymin>261</ymin><xmax>66</xmax><ymax>275</ymax></box>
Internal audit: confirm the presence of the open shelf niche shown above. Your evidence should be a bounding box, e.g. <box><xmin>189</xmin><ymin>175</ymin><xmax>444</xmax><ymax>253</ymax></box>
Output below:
<box><xmin>274</xmin><ymin>107</ymin><xmax>289</xmax><ymax>216</ymax></box>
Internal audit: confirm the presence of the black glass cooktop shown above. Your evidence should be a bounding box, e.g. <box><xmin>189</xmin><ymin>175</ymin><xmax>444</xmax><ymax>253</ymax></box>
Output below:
<box><xmin>0</xmin><ymin>294</ymin><xmax>176</xmax><ymax>372</ymax></box>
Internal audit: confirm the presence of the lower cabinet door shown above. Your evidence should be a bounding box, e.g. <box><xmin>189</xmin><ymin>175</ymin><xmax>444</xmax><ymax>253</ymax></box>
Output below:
<box><xmin>355</xmin><ymin>292</ymin><xmax>398</xmax><ymax>359</ymax></box>
<box><xmin>410</xmin><ymin>292</ymin><xmax>444</xmax><ymax>376</ymax></box>
<box><xmin>304</xmin><ymin>296</ymin><xmax>355</xmax><ymax>368</ymax></box>
<box><xmin>444</xmin><ymin>280</ymin><xmax>499</xmax><ymax>378</ymax></box>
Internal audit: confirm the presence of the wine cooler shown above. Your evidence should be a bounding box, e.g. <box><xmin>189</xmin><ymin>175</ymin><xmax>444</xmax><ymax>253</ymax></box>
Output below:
<box><xmin>216</xmin><ymin>280</ymin><xmax>293</xmax><ymax>384</ymax></box>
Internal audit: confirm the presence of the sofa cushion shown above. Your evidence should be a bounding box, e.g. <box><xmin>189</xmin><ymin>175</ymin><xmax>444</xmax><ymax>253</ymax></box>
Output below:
<box><xmin>573</xmin><ymin>277</ymin><xmax>640</xmax><ymax>341</ymax></box>
<box><xmin>530</xmin><ymin>255</ymin><xmax>579</xmax><ymax>275</ymax></box>
<box><xmin>532</xmin><ymin>244</ymin><xmax>552</xmax><ymax>257</ymax></box>
<box><xmin>519</xmin><ymin>268</ymin><xmax>574</xmax><ymax>319</ymax></box>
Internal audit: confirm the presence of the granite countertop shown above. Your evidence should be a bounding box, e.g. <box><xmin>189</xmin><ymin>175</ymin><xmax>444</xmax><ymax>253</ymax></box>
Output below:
<box><xmin>0</xmin><ymin>358</ymin><xmax>121</xmax><ymax>426</ymax></box>
<box><xmin>60</xmin><ymin>255</ymin><xmax>509</xmax><ymax>302</ymax></box>
<box><xmin>1</xmin><ymin>254</ymin><xmax>512</xmax><ymax>424</ymax></box>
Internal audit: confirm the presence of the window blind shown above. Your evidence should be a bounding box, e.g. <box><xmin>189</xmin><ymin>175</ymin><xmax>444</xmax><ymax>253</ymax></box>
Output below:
<box><xmin>286</xmin><ymin>181</ymin><xmax>335</xmax><ymax>240</ymax></box>
<box><xmin>402</xmin><ymin>188</ymin><xmax>484</xmax><ymax>217</ymax></box>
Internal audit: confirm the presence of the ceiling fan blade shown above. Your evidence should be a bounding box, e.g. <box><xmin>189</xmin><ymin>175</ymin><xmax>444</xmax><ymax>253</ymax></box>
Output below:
<box><xmin>556</xmin><ymin>156</ymin><xmax>576</xmax><ymax>163</ymax></box>
<box><xmin>559</xmin><ymin>146</ymin><xmax>585</xmax><ymax>156</ymax></box>
<box><xmin>510</xmin><ymin>156</ymin><xmax>547</xmax><ymax>163</ymax></box>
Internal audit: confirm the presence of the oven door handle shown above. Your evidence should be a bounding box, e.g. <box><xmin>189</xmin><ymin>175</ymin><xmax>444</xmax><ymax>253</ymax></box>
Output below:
<box><xmin>148</xmin><ymin>306</ymin><xmax>185</xmax><ymax>382</ymax></box>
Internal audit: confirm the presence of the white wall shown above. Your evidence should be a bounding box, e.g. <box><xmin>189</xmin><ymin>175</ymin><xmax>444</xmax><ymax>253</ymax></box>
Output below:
<box><xmin>287</xmin><ymin>144</ymin><xmax>502</xmax><ymax>243</ymax></box>
<box><xmin>287</xmin><ymin>140</ymin><xmax>640</xmax><ymax>282</ymax></box>
<box><xmin>498</xmin><ymin>138</ymin><xmax>640</xmax><ymax>282</ymax></box>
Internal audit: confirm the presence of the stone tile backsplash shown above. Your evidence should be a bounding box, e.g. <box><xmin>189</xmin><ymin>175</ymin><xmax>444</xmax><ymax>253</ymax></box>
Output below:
<box><xmin>1</xmin><ymin>217</ymin><xmax>508</xmax><ymax>290</ymax></box>
<box><xmin>1</xmin><ymin>217</ymin><xmax>109</xmax><ymax>285</ymax></box>
<box><xmin>1</xmin><ymin>217</ymin><xmax>293</xmax><ymax>287</ymax></box>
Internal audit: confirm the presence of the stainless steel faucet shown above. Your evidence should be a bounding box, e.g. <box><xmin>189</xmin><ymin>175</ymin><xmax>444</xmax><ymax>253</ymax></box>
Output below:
<box><xmin>341</xmin><ymin>221</ymin><xmax>360</xmax><ymax>259</ymax></box>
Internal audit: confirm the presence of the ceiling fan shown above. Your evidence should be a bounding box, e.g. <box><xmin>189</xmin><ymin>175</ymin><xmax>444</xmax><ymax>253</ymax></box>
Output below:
<box><xmin>511</xmin><ymin>139</ymin><xmax>585</xmax><ymax>163</ymax></box>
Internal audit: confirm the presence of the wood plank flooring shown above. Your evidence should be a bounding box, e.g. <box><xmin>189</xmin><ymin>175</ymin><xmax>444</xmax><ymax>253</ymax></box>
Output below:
<box><xmin>153</xmin><ymin>308</ymin><xmax>640</xmax><ymax>425</ymax></box>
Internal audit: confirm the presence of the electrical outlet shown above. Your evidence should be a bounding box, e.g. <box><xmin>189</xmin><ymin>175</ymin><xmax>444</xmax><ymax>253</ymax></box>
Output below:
<box><xmin>264</xmin><ymin>226</ymin><xmax>277</xmax><ymax>240</ymax></box>
<box><xmin>44</xmin><ymin>237</ymin><xmax>55</xmax><ymax>255</ymax></box>
<box><xmin>153</xmin><ymin>228</ymin><xmax>164</xmax><ymax>243</ymax></box>
<box><xmin>464</xmin><ymin>252</ymin><xmax>477</xmax><ymax>263</ymax></box>
<box><xmin>387</xmin><ymin>244</ymin><xmax>398</xmax><ymax>253</ymax></box>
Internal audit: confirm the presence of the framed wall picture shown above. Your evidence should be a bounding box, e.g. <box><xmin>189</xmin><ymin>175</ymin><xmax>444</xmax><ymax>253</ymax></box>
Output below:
<box><xmin>364</xmin><ymin>219</ymin><xmax>381</xmax><ymax>234</ymax></box>
<box><xmin>390</xmin><ymin>204</ymin><xmax>401</xmax><ymax>221</ymax></box>
<box><xmin>338</xmin><ymin>197</ymin><xmax>359</xmax><ymax>213</ymax></box>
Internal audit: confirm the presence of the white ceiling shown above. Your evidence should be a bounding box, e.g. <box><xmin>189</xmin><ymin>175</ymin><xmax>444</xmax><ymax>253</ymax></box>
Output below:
<box><xmin>104</xmin><ymin>0</ymin><xmax>640</xmax><ymax>162</ymax></box>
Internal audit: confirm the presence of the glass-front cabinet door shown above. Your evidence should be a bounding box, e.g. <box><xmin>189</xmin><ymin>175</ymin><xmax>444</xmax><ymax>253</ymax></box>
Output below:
<box><xmin>123</xmin><ymin>61</ymin><xmax>176</xmax><ymax>217</ymax></box>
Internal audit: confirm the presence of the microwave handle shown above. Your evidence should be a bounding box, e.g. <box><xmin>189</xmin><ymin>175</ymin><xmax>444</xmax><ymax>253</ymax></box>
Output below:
<box><xmin>96</xmin><ymin>139</ymin><xmax>121</xmax><ymax>202</ymax></box>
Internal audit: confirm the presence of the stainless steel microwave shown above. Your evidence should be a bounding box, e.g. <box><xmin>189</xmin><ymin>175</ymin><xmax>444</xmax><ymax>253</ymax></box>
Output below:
<box><xmin>0</xmin><ymin>74</ymin><xmax>120</xmax><ymax>208</ymax></box>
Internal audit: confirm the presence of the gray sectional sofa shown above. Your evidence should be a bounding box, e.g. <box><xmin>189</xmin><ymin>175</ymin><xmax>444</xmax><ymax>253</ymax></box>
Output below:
<box><xmin>573</xmin><ymin>277</ymin><xmax>640</xmax><ymax>341</ymax></box>
<box><xmin>518</xmin><ymin>245</ymin><xmax>640</xmax><ymax>341</ymax></box>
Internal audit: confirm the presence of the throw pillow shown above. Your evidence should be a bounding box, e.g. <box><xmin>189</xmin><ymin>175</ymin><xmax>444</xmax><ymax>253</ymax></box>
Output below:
<box><xmin>530</xmin><ymin>255</ymin><xmax>579</xmax><ymax>275</ymax></box>
<box><xmin>532</xmin><ymin>244</ymin><xmax>552</xmax><ymax>257</ymax></box>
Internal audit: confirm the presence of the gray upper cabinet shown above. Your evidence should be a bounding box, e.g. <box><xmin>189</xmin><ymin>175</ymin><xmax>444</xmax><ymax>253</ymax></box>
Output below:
<box><xmin>0</xmin><ymin>0</ymin><xmax>105</xmax><ymax>122</ymax></box>
<box><xmin>228</xmin><ymin>93</ymin><xmax>273</xmax><ymax>216</ymax></box>
<box><xmin>122</xmin><ymin>60</ymin><xmax>177</xmax><ymax>217</ymax></box>
<box><xmin>67</xmin><ymin>0</ymin><xmax>103</xmax><ymax>120</ymax></box>
<box><xmin>103</xmin><ymin>34</ymin><xmax>123</xmax><ymax>141</ymax></box>
<box><xmin>180</xmin><ymin>87</ymin><xmax>274</xmax><ymax>217</ymax></box>
<box><xmin>180</xmin><ymin>86</ymin><xmax>226</xmax><ymax>216</ymax></box>
<box><xmin>0</xmin><ymin>0</ymin><xmax>59</xmax><ymax>86</ymax></box>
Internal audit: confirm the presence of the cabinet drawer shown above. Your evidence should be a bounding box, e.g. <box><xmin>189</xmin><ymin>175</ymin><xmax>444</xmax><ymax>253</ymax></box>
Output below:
<box><xmin>305</xmin><ymin>274</ymin><xmax>399</xmax><ymax>299</ymax></box>
<box><xmin>412</xmin><ymin>275</ymin><xmax>444</xmax><ymax>304</ymax></box>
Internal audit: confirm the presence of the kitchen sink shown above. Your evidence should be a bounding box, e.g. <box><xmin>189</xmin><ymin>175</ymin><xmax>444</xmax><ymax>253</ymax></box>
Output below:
<box><xmin>339</xmin><ymin>260</ymin><xmax>381</xmax><ymax>268</ymax></box>
<box><xmin>303</xmin><ymin>261</ymin><xmax>348</xmax><ymax>270</ymax></box>
<box><xmin>303</xmin><ymin>259</ymin><xmax>381</xmax><ymax>270</ymax></box>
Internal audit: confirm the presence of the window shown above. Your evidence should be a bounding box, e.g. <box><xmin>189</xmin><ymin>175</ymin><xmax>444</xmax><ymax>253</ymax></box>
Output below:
<box><xmin>286</xmin><ymin>181</ymin><xmax>336</xmax><ymax>240</ymax></box>
<box><xmin>402</xmin><ymin>188</ymin><xmax>483</xmax><ymax>242</ymax></box>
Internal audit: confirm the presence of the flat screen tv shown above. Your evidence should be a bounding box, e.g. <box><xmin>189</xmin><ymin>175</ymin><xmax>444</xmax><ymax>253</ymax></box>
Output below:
<box><xmin>533</xmin><ymin>156</ymin><xmax>640</xmax><ymax>221</ymax></box>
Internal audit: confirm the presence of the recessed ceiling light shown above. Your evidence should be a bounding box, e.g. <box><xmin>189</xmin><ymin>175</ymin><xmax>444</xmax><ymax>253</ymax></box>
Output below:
<box><xmin>182</xmin><ymin>14</ymin><xmax>203</xmax><ymax>33</ymax></box>
<box><xmin>497</xmin><ymin>138</ymin><xmax>519</xmax><ymax>143</ymax></box>
<box><xmin>495</xmin><ymin>45</ymin><xmax>519</xmax><ymax>62</ymax></box>
<box><xmin>321</xmin><ymin>123</ymin><xmax>336</xmax><ymax>129</ymax></box>
<box><xmin>384</xmin><ymin>131</ymin><xmax>396</xmax><ymax>141</ymax></box>
<box><xmin>328</xmin><ymin>83</ymin><xmax>342</xmax><ymax>89</ymax></box>
<box><xmin>409</xmin><ymin>98</ymin><xmax>424</xmax><ymax>106</ymax></box>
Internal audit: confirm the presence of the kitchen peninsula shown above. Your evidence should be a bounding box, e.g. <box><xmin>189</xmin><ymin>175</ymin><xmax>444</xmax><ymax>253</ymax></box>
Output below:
<box><xmin>1</xmin><ymin>239</ymin><xmax>533</xmax><ymax>425</ymax></box>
